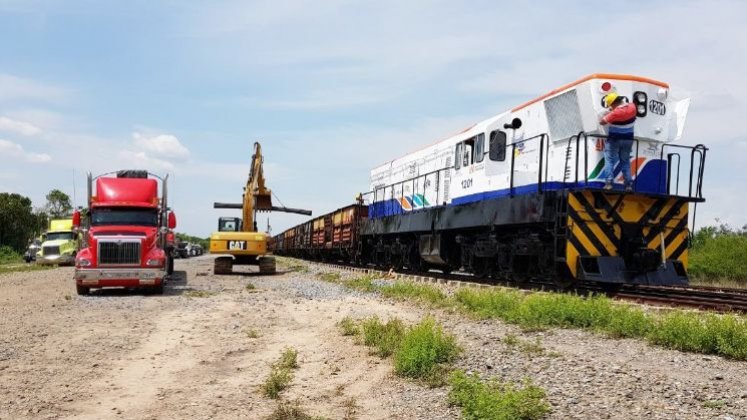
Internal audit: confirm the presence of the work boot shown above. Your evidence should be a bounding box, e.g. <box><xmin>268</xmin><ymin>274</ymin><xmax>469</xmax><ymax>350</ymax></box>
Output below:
<box><xmin>625</xmin><ymin>185</ymin><xmax>633</xmax><ymax>193</ymax></box>
<box><xmin>603</xmin><ymin>182</ymin><xmax>613</xmax><ymax>190</ymax></box>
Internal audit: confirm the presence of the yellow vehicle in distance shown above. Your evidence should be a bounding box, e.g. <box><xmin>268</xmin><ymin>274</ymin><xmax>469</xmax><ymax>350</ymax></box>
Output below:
<box><xmin>210</xmin><ymin>142</ymin><xmax>311</xmax><ymax>275</ymax></box>
<box><xmin>37</xmin><ymin>218</ymin><xmax>79</xmax><ymax>266</ymax></box>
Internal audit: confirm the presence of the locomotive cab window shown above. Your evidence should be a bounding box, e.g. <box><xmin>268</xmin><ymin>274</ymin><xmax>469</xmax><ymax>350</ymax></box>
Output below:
<box><xmin>489</xmin><ymin>130</ymin><xmax>507</xmax><ymax>161</ymax></box>
<box><xmin>454</xmin><ymin>142</ymin><xmax>463</xmax><ymax>170</ymax></box>
<box><xmin>475</xmin><ymin>133</ymin><xmax>485</xmax><ymax>163</ymax></box>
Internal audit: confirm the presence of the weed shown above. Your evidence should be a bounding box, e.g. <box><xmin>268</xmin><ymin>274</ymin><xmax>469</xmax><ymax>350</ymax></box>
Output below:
<box><xmin>183</xmin><ymin>290</ymin><xmax>217</xmax><ymax>298</ymax></box>
<box><xmin>449</xmin><ymin>370</ymin><xmax>550</xmax><ymax>420</ymax></box>
<box><xmin>261</xmin><ymin>347</ymin><xmax>300</xmax><ymax>399</ymax></box>
<box><xmin>379</xmin><ymin>282</ymin><xmax>447</xmax><ymax>306</ymax></box>
<box><xmin>317</xmin><ymin>272</ymin><xmax>341</xmax><ymax>282</ymax></box>
<box><xmin>702</xmin><ymin>399</ymin><xmax>726</xmax><ymax>409</ymax></box>
<box><xmin>246</xmin><ymin>328</ymin><xmax>261</xmax><ymax>339</ymax></box>
<box><xmin>0</xmin><ymin>246</ymin><xmax>21</xmax><ymax>264</ymax></box>
<box><xmin>341</xmin><ymin>396</ymin><xmax>358</xmax><ymax>420</ymax></box>
<box><xmin>278</xmin><ymin>348</ymin><xmax>299</xmax><ymax>369</ymax></box>
<box><xmin>393</xmin><ymin>317</ymin><xmax>460</xmax><ymax>382</ymax></box>
<box><xmin>334</xmin><ymin>384</ymin><xmax>346</xmax><ymax>397</ymax></box>
<box><xmin>63</xmin><ymin>294</ymin><xmax>71</xmax><ymax>301</ymax></box>
<box><xmin>689</xmin><ymin>227</ymin><xmax>747</xmax><ymax>282</ymax></box>
<box><xmin>266</xmin><ymin>400</ymin><xmax>323</xmax><ymax>420</ymax></box>
<box><xmin>502</xmin><ymin>334</ymin><xmax>544</xmax><ymax>356</ymax></box>
<box><xmin>338</xmin><ymin>316</ymin><xmax>359</xmax><ymax>336</ymax></box>
<box><xmin>347</xmin><ymin>275</ymin><xmax>377</xmax><ymax>293</ymax></box>
<box><xmin>262</xmin><ymin>367</ymin><xmax>293</xmax><ymax>399</ymax></box>
<box><xmin>245</xmin><ymin>283</ymin><xmax>256</xmax><ymax>290</ymax></box>
<box><xmin>360</xmin><ymin>316</ymin><xmax>405</xmax><ymax>358</ymax></box>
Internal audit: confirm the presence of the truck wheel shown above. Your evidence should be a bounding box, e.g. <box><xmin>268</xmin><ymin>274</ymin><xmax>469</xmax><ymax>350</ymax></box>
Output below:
<box><xmin>258</xmin><ymin>256</ymin><xmax>276</xmax><ymax>275</ymax></box>
<box><xmin>76</xmin><ymin>285</ymin><xmax>90</xmax><ymax>296</ymax></box>
<box><xmin>167</xmin><ymin>256</ymin><xmax>174</xmax><ymax>275</ymax></box>
<box><xmin>214</xmin><ymin>257</ymin><xmax>233</xmax><ymax>275</ymax></box>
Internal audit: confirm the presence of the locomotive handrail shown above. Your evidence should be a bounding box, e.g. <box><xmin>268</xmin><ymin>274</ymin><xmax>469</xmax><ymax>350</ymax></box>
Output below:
<box><xmin>570</xmin><ymin>132</ymin><xmax>707</xmax><ymax>200</ymax></box>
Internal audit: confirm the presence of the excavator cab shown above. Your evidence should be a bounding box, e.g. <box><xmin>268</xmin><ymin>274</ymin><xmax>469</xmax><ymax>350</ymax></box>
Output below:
<box><xmin>218</xmin><ymin>217</ymin><xmax>242</xmax><ymax>232</ymax></box>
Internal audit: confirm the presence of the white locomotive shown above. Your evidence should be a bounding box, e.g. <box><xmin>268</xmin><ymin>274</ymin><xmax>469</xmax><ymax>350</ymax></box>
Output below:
<box><xmin>367</xmin><ymin>74</ymin><xmax>691</xmax><ymax>217</ymax></box>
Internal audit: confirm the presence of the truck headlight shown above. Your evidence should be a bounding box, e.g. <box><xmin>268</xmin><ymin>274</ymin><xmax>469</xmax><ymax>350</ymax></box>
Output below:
<box><xmin>78</xmin><ymin>258</ymin><xmax>91</xmax><ymax>267</ymax></box>
<box><xmin>146</xmin><ymin>259</ymin><xmax>162</xmax><ymax>267</ymax></box>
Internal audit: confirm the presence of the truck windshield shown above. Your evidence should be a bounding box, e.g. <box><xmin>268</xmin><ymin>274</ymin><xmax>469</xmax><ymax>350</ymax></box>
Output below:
<box><xmin>45</xmin><ymin>232</ymin><xmax>75</xmax><ymax>241</ymax></box>
<box><xmin>92</xmin><ymin>208</ymin><xmax>159</xmax><ymax>227</ymax></box>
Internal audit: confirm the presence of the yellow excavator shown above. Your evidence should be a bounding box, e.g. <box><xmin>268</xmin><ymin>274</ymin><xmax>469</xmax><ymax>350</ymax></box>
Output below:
<box><xmin>209</xmin><ymin>142</ymin><xmax>311</xmax><ymax>274</ymax></box>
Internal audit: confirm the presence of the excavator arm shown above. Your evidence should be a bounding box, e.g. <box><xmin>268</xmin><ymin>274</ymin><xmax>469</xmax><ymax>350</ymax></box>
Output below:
<box><xmin>213</xmin><ymin>142</ymin><xmax>311</xmax><ymax>232</ymax></box>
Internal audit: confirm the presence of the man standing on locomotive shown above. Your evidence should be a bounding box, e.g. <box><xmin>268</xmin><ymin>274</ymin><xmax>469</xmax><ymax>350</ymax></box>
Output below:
<box><xmin>599</xmin><ymin>92</ymin><xmax>637</xmax><ymax>192</ymax></box>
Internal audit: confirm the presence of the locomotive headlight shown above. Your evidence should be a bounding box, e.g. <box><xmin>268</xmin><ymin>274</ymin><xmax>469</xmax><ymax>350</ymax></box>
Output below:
<box><xmin>635</xmin><ymin>92</ymin><xmax>647</xmax><ymax>103</ymax></box>
<box><xmin>637</xmin><ymin>104</ymin><xmax>646</xmax><ymax>114</ymax></box>
<box><xmin>658</xmin><ymin>88</ymin><xmax>668</xmax><ymax>100</ymax></box>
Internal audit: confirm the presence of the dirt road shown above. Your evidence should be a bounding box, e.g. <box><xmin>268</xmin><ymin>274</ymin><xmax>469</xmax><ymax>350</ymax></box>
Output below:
<box><xmin>0</xmin><ymin>258</ymin><xmax>453</xmax><ymax>419</ymax></box>
<box><xmin>1</xmin><ymin>257</ymin><xmax>746</xmax><ymax>419</ymax></box>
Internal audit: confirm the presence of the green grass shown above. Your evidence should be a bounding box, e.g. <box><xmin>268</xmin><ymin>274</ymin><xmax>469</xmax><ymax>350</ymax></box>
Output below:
<box><xmin>261</xmin><ymin>347</ymin><xmax>300</xmax><ymax>399</ymax></box>
<box><xmin>310</xmin><ymin>259</ymin><xmax>747</xmax><ymax>361</ymax></box>
<box><xmin>379</xmin><ymin>281</ymin><xmax>447</xmax><ymax>306</ymax></box>
<box><xmin>316</xmin><ymin>272</ymin><xmax>341</xmax><ymax>282</ymax></box>
<box><xmin>338</xmin><ymin>316</ymin><xmax>359</xmax><ymax>336</ymax></box>
<box><xmin>449</xmin><ymin>370</ymin><xmax>550</xmax><ymax>420</ymax></box>
<box><xmin>393</xmin><ymin>317</ymin><xmax>460</xmax><ymax>385</ymax></box>
<box><xmin>689</xmin><ymin>229</ymin><xmax>747</xmax><ymax>283</ymax></box>
<box><xmin>0</xmin><ymin>263</ymin><xmax>54</xmax><ymax>275</ymax></box>
<box><xmin>454</xmin><ymin>287</ymin><xmax>747</xmax><ymax>360</ymax></box>
<box><xmin>0</xmin><ymin>245</ymin><xmax>21</xmax><ymax>264</ymax></box>
<box><xmin>361</xmin><ymin>316</ymin><xmax>406</xmax><ymax>358</ymax></box>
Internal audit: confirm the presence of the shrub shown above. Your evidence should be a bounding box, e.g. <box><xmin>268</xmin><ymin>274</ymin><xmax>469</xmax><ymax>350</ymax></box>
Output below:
<box><xmin>360</xmin><ymin>316</ymin><xmax>405</xmax><ymax>358</ymax></box>
<box><xmin>261</xmin><ymin>367</ymin><xmax>293</xmax><ymax>399</ymax></box>
<box><xmin>449</xmin><ymin>370</ymin><xmax>550</xmax><ymax>420</ymax></box>
<box><xmin>689</xmin><ymin>226</ymin><xmax>747</xmax><ymax>282</ymax></box>
<box><xmin>338</xmin><ymin>316</ymin><xmax>359</xmax><ymax>336</ymax></box>
<box><xmin>393</xmin><ymin>317</ymin><xmax>460</xmax><ymax>381</ymax></box>
<box><xmin>0</xmin><ymin>245</ymin><xmax>21</xmax><ymax>264</ymax></box>
<box><xmin>278</xmin><ymin>347</ymin><xmax>299</xmax><ymax>369</ymax></box>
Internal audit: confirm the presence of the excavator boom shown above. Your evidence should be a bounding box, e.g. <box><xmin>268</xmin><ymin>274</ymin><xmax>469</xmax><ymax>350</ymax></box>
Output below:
<box><xmin>209</xmin><ymin>142</ymin><xmax>311</xmax><ymax>275</ymax></box>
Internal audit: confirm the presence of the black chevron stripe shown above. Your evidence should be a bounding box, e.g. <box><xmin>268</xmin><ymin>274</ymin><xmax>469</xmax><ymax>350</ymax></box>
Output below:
<box><xmin>644</xmin><ymin>200</ymin><xmax>684</xmax><ymax>243</ymax></box>
<box><xmin>669</xmin><ymin>237</ymin><xmax>689</xmax><ymax>261</ymax></box>
<box><xmin>568</xmin><ymin>208</ymin><xmax>610</xmax><ymax>256</ymax></box>
<box><xmin>568</xmin><ymin>232</ymin><xmax>590</xmax><ymax>257</ymax></box>
<box><xmin>664</xmin><ymin>217</ymin><xmax>688</xmax><ymax>248</ymax></box>
<box><xmin>574</xmin><ymin>193</ymin><xmax>619</xmax><ymax>247</ymax></box>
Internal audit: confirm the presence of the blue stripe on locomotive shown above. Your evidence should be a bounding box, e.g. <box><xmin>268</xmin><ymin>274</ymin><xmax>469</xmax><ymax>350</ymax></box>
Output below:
<box><xmin>369</xmin><ymin>159</ymin><xmax>668</xmax><ymax>218</ymax></box>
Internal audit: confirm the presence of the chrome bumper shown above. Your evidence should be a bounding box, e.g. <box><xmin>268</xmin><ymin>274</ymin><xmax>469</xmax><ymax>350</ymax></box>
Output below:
<box><xmin>37</xmin><ymin>254</ymin><xmax>76</xmax><ymax>265</ymax></box>
<box><xmin>74</xmin><ymin>268</ymin><xmax>166</xmax><ymax>285</ymax></box>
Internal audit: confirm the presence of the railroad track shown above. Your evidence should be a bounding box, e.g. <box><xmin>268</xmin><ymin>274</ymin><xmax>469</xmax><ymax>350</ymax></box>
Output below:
<box><xmin>287</xmin><ymin>258</ymin><xmax>747</xmax><ymax>313</ymax></box>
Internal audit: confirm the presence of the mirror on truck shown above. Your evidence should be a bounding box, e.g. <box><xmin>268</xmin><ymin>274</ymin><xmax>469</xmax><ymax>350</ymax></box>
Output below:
<box><xmin>72</xmin><ymin>210</ymin><xmax>81</xmax><ymax>228</ymax></box>
<box><xmin>168</xmin><ymin>211</ymin><xmax>177</xmax><ymax>229</ymax></box>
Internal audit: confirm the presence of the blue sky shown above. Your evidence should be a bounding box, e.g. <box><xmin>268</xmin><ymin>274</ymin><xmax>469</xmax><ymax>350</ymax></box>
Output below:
<box><xmin>0</xmin><ymin>0</ymin><xmax>745</xmax><ymax>237</ymax></box>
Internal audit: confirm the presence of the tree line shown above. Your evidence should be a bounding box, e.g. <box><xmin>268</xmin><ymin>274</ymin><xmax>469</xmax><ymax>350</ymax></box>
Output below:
<box><xmin>0</xmin><ymin>189</ymin><xmax>73</xmax><ymax>253</ymax></box>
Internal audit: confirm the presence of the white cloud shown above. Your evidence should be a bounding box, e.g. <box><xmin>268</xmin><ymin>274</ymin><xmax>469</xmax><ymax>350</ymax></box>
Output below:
<box><xmin>0</xmin><ymin>139</ymin><xmax>51</xmax><ymax>163</ymax></box>
<box><xmin>132</xmin><ymin>132</ymin><xmax>190</xmax><ymax>162</ymax></box>
<box><xmin>0</xmin><ymin>116</ymin><xmax>42</xmax><ymax>136</ymax></box>
<box><xmin>117</xmin><ymin>149</ymin><xmax>175</xmax><ymax>171</ymax></box>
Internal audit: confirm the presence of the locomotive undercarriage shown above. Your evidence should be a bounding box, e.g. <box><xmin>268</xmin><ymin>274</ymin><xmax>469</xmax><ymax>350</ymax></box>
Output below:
<box><xmin>362</xmin><ymin>226</ymin><xmax>559</xmax><ymax>283</ymax></box>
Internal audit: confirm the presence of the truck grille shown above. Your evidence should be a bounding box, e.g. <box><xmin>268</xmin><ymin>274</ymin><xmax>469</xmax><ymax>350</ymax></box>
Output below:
<box><xmin>43</xmin><ymin>246</ymin><xmax>60</xmax><ymax>256</ymax></box>
<box><xmin>98</xmin><ymin>241</ymin><xmax>141</xmax><ymax>265</ymax></box>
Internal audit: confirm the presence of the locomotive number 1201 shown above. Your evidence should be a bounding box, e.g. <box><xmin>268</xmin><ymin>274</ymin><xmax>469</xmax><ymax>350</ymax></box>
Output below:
<box><xmin>461</xmin><ymin>178</ymin><xmax>473</xmax><ymax>189</ymax></box>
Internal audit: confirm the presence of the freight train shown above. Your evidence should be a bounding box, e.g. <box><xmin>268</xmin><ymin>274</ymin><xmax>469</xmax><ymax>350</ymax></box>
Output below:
<box><xmin>272</xmin><ymin>74</ymin><xmax>707</xmax><ymax>286</ymax></box>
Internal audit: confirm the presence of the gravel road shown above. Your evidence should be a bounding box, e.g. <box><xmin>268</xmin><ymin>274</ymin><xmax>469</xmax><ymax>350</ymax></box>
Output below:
<box><xmin>1</xmin><ymin>257</ymin><xmax>745</xmax><ymax>419</ymax></box>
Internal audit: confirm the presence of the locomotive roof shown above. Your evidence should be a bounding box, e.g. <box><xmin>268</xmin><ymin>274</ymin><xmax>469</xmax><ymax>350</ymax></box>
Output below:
<box><xmin>375</xmin><ymin>73</ymin><xmax>670</xmax><ymax>169</ymax></box>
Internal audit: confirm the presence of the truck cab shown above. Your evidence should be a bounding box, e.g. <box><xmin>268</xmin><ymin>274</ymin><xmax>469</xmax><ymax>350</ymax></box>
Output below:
<box><xmin>73</xmin><ymin>170</ymin><xmax>176</xmax><ymax>295</ymax></box>
<box><xmin>37</xmin><ymin>219</ymin><xmax>79</xmax><ymax>266</ymax></box>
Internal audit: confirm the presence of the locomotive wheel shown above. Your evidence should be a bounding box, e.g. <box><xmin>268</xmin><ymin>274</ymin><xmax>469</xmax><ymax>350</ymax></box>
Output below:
<box><xmin>258</xmin><ymin>256</ymin><xmax>276</xmax><ymax>274</ymax></box>
<box><xmin>214</xmin><ymin>256</ymin><xmax>233</xmax><ymax>275</ymax></box>
<box><xmin>76</xmin><ymin>284</ymin><xmax>90</xmax><ymax>296</ymax></box>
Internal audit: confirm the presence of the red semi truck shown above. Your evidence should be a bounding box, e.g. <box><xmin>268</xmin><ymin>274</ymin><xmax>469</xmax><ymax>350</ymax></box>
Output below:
<box><xmin>72</xmin><ymin>170</ymin><xmax>177</xmax><ymax>295</ymax></box>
